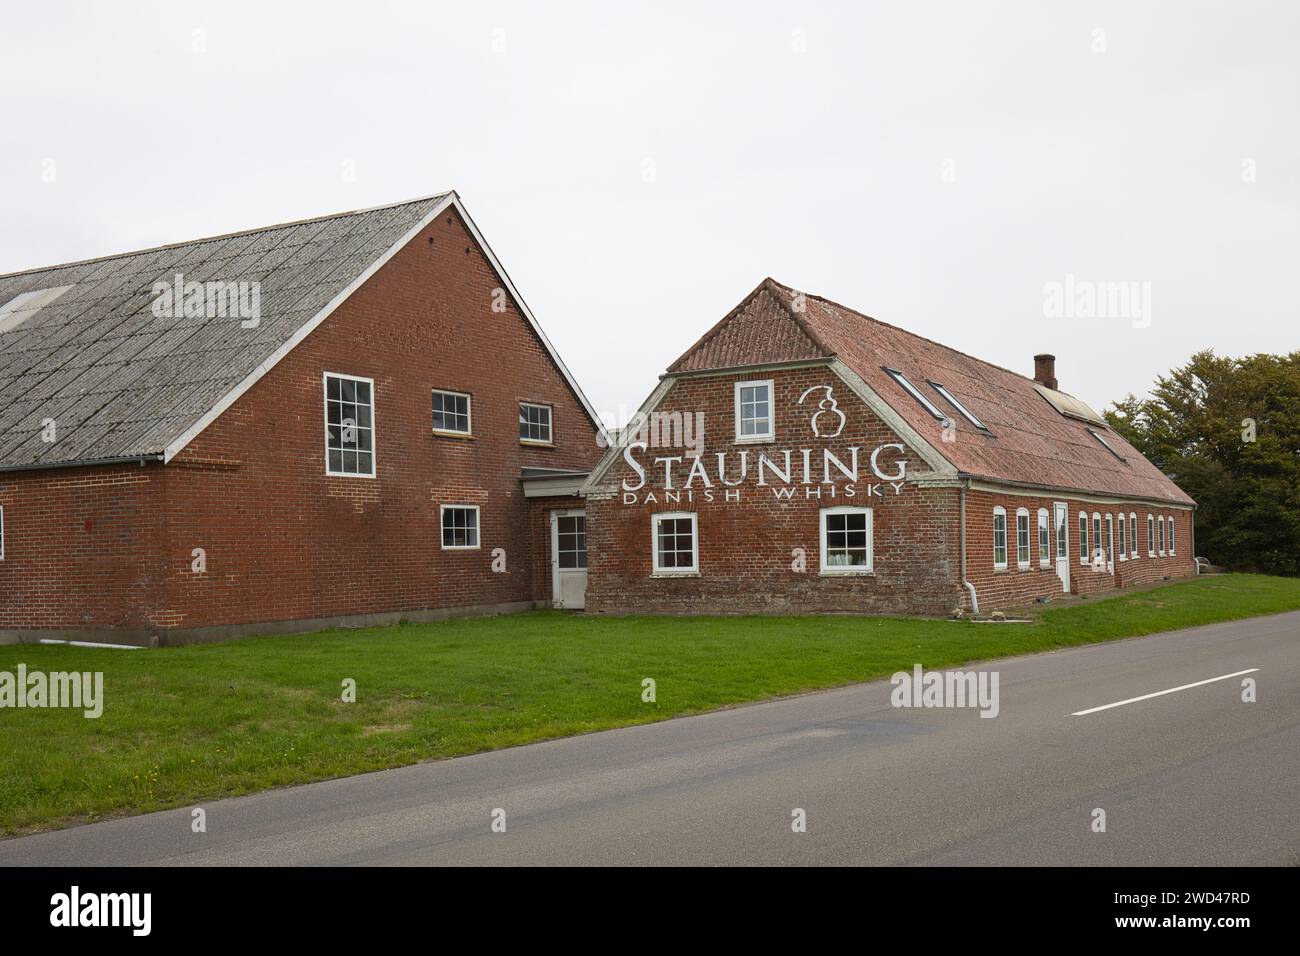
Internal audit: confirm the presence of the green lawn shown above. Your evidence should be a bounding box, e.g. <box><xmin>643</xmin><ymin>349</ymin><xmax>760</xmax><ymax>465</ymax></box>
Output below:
<box><xmin>2</xmin><ymin>573</ymin><xmax>1299</xmax><ymax>836</ymax></box>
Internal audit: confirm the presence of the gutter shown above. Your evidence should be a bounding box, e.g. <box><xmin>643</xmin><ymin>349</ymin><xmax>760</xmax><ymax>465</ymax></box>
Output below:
<box><xmin>959</xmin><ymin>479</ymin><xmax>979</xmax><ymax>614</ymax></box>
<box><xmin>0</xmin><ymin>454</ymin><xmax>163</xmax><ymax>475</ymax></box>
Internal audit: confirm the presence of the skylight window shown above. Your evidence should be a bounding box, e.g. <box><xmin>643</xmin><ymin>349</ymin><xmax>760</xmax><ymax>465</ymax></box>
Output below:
<box><xmin>1034</xmin><ymin>384</ymin><xmax>1107</xmax><ymax>427</ymax></box>
<box><xmin>0</xmin><ymin>285</ymin><xmax>75</xmax><ymax>333</ymax></box>
<box><xmin>928</xmin><ymin>380</ymin><xmax>989</xmax><ymax>431</ymax></box>
<box><xmin>1088</xmin><ymin>427</ymin><xmax>1128</xmax><ymax>463</ymax></box>
<box><xmin>883</xmin><ymin>368</ymin><xmax>946</xmax><ymax>421</ymax></box>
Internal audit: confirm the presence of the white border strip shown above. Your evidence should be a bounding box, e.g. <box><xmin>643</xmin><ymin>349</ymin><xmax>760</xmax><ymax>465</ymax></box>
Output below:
<box><xmin>1070</xmin><ymin>668</ymin><xmax>1258</xmax><ymax>716</ymax></box>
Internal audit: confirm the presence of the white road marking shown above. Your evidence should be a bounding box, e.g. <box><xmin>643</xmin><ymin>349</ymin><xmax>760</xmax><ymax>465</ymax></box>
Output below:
<box><xmin>1071</xmin><ymin>668</ymin><xmax>1259</xmax><ymax>717</ymax></box>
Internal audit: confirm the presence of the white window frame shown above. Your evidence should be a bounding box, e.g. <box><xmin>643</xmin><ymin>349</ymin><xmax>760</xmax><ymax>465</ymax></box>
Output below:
<box><xmin>440</xmin><ymin>504</ymin><xmax>481</xmax><ymax>550</ymax></box>
<box><xmin>1129</xmin><ymin>512</ymin><xmax>1138</xmax><ymax>558</ymax></box>
<box><xmin>929</xmin><ymin>381</ymin><xmax>989</xmax><ymax>431</ymax></box>
<box><xmin>1037</xmin><ymin>508</ymin><xmax>1051</xmax><ymax>568</ymax></box>
<box><xmin>1118</xmin><ymin>509</ymin><xmax>1127</xmax><ymax>560</ymax></box>
<box><xmin>884</xmin><ymin>368</ymin><xmax>946</xmax><ymax>420</ymax></box>
<box><xmin>323</xmin><ymin>372</ymin><xmax>377</xmax><ymax>478</ymax></box>
<box><xmin>1158</xmin><ymin>515</ymin><xmax>1166</xmax><ymax>555</ymax></box>
<box><xmin>819</xmin><ymin>505</ymin><xmax>874</xmax><ymax>575</ymax></box>
<box><xmin>733</xmin><ymin>379</ymin><xmax>775</xmax><ymax>443</ymax></box>
<box><xmin>994</xmin><ymin>506</ymin><xmax>1008</xmax><ymax>569</ymax></box>
<box><xmin>1016</xmin><ymin>507</ymin><xmax>1031</xmax><ymax>569</ymax></box>
<box><xmin>1105</xmin><ymin>514</ymin><xmax>1114</xmax><ymax>569</ymax></box>
<box><xmin>1092</xmin><ymin>512</ymin><xmax>1103</xmax><ymax>565</ymax></box>
<box><xmin>432</xmin><ymin>388</ymin><xmax>472</xmax><ymax>436</ymax></box>
<box><xmin>1078</xmin><ymin>511</ymin><xmax>1089</xmax><ymax>565</ymax></box>
<box><xmin>1168</xmin><ymin>515</ymin><xmax>1176</xmax><ymax>554</ymax></box>
<box><xmin>519</xmin><ymin>401</ymin><xmax>554</xmax><ymax>445</ymax></box>
<box><xmin>1147</xmin><ymin>514</ymin><xmax>1155</xmax><ymax>556</ymax></box>
<box><xmin>652</xmin><ymin>511</ymin><xmax>699</xmax><ymax>575</ymax></box>
<box><xmin>0</xmin><ymin>504</ymin><xmax>5</xmax><ymax>560</ymax></box>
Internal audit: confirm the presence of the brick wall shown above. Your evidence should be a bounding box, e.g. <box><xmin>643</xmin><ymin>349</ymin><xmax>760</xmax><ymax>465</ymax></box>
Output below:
<box><xmin>0</xmin><ymin>207</ymin><xmax>601</xmax><ymax>634</ymax></box>
<box><xmin>584</xmin><ymin>366</ymin><xmax>965</xmax><ymax>615</ymax></box>
<box><xmin>962</xmin><ymin>487</ymin><xmax>1196</xmax><ymax>610</ymax></box>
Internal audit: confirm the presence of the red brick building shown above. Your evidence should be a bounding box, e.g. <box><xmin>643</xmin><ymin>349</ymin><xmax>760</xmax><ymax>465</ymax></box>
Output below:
<box><xmin>583</xmin><ymin>278</ymin><xmax>1196</xmax><ymax>615</ymax></box>
<box><xmin>0</xmin><ymin>193</ymin><xmax>603</xmax><ymax>644</ymax></box>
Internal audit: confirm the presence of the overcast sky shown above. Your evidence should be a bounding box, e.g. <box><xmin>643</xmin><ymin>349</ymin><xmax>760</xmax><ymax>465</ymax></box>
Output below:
<box><xmin>2</xmin><ymin>1</ymin><xmax>1296</xmax><ymax>424</ymax></box>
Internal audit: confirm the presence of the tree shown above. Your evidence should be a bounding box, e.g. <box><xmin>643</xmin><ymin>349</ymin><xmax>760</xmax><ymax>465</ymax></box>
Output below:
<box><xmin>1105</xmin><ymin>349</ymin><xmax>1300</xmax><ymax>576</ymax></box>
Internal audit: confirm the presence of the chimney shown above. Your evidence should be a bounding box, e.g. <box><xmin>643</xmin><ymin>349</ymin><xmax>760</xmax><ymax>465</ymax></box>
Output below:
<box><xmin>1033</xmin><ymin>353</ymin><xmax>1057</xmax><ymax>391</ymax></box>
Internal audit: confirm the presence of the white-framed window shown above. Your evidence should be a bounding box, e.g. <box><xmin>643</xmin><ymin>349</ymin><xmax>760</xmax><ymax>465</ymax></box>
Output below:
<box><xmin>1079</xmin><ymin>511</ymin><xmax>1089</xmax><ymax>565</ymax></box>
<box><xmin>1037</xmin><ymin>508</ymin><xmax>1051</xmax><ymax>567</ymax></box>
<box><xmin>734</xmin><ymin>379</ymin><xmax>774</xmax><ymax>442</ymax></box>
<box><xmin>556</xmin><ymin>513</ymin><xmax>587</xmax><ymax>569</ymax></box>
<box><xmin>1092</xmin><ymin>513</ymin><xmax>1102</xmax><ymax>564</ymax></box>
<box><xmin>1056</xmin><ymin>506</ymin><xmax>1068</xmax><ymax>561</ymax></box>
<box><xmin>1158</xmin><ymin>515</ymin><xmax>1166</xmax><ymax>555</ymax></box>
<box><xmin>440</xmin><ymin>505</ymin><xmax>480</xmax><ymax>549</ymax></box>
<box><xmin>1105</xmin><ymin>514</ymin><xmax>1114</xmax><ymax>566</ymax></box>
<box><xmin>884</xmin><ymin>367</ymin><xmax>946</xmax><ymax>420</ymax></box>
<box><xmin>1129</xmin><ymin>512</ymin><xmax>1138</xmax><ymax>558</ymax></box>
<box><xmin>820</xmin><ymin>506</ymin><xmax>873</xmax><ymax>574</ymax></box>
<box><xmin>519</xmin><ymin>402</ymin><xmax>553</xmax><ymax>444</ymax></box>
<box><xmin>1016</xmin><ymin>508</ymin><xmax>1031</xmax><ymax>568</ymax></box>
<box><xmin>0</xmin><ymin>504</ymin><xmax>5</xmax><ymax>560</ymax></box>
<box><xmin>652</xmin><ymin>511</ymin><xmax>698</xmax><ymax>574</ymax></box>
<box><xmin>1147</xmin><ymin>514</ymin><xmax>1155</xmax><ymax>556</ymax></box>
<box><xmin>432</xmin><ymin>389</ymin><xmax>471</xmax><ymax>435</ymax></box>
<box><xmin>324</xmin><ymin>372</ymin><xmax>375</xmax><ymax>477</ymax></box>
<box><xmin>1168</xmin><ymin>515</ymin><xmax>1176</xmax><ymax>554</ymax></box>
<box><xmin>993</xmin><ymin>507</ymin><xmax>1008</xmax><ymax>569</ymax></box>
<box><xmin>929</xmin><ymin>381</ymin><xmax>989</xmax><ymax>431</ymax></box>
<box><xmin>1118</xmin><ymin>510</ymin><xmax>1127</xmax><ymax>560</ymax></box>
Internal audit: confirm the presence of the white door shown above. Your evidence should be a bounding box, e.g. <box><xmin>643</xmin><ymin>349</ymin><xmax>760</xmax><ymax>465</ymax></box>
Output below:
<box><xmin>550</xmin><ymin>510</ymin><xmax>587</xmax><ymax>609</ymax></box>
<box><xmin>1053</xmin><ymin>502</ymin><xmax>1070</xmax><ymax>592</ymax></box>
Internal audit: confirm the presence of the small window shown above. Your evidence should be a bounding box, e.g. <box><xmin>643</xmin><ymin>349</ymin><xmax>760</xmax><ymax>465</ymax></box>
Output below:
<box><xmin>324</xmin><ymin>373</ymin><xmax>375</xmax><ymax>477</ymax></box>
<box><xmin>652</xmin><ymin>512</ymin><xmax>697</xmax><ymax>574</ymax></box>
<box><xmin>432</xmin><ymin>389</ymin><xmax>471</xmax><ymax>435</ymax></box>
<box><xmin>441</xmin><ymin>505</ymin><xmax>480</xmax><ymax>549</ymax></box>
<box><xmin>1055</xmin><ymin>507</ymin><xmax>1068</xmax><ymax>561</ymax></box>
<box><xmin>734</xmin><ymin>380</ymin><xmax>774</xmax><ymax>442</ymax></box>
<box><xmin>519</xmin><ymin>402</ymin><xmax>553</xmax><ymax>444</ymax></box>
<box><xmin>1147</xmin><ymin>514</ymin><xmax>1155</xmax><ymax>556</ymax></box>
<box><xmin>1038</xmin><ymin>509</ymin><xmax>1051</xmax><ymax>567</ymax></box>
<box><xmin>994</xmin><ymin>507</ymin><xmax>1008</xmax><ymax>569</ymax></box>
<box><xmin>1087</xmin><ymin>427</ymin><xmax>1128</xmax><ymax>462</ymax></box>
<box><xmin>1079</xmin><ymin>512</ymin><xmax>1089</xmax><ymax>565</ymax></box>
<box><xmin>1158</xmin><ymin>515</ymin><xmax>1166</xmax><ymax>555</ymax></box>
<box><xmin>1016</xmin><ymin>508</ymin><xmax>1031</xmax><ymax>568</ymax></box>
<box><xmin>884</xmin><ymin>368</ymin><xmax>946</xmax><ymax>420</ymax></box>
<box><xmin>1105</xmin><ymin>514</ymin><xmax>1114</xmax><ymax>566</ymax></box>
<box><xmin>929</xmin><ymin>381</ymin><xmax>989</xmax><ymax>431</ymax></box>
<box><xmin>0</xmin><ymin>504</ymin><xmax>5</xmax><ymax>560</ymax></box>
<box><xmin>0</xmin><ymin>285</ymin><xmax>74</xmax><ymax>334</ymax></box>
<box><xmin>1168</xmin><ymin>515</ymin><xmax>1176</xmax><ymax>554</ymax></box>
<box><xmin>821</xmin><ymin>506</ymin><xmax>873</xmax><ymax>574</ymax></box>
<box><xmin>1129</xmin><ymin>513</ymin><xmax>1138</xmax><ymax>558</ymax></box>
<box><xmin>556</xmin><ymin>513</ymin><xmax>587</xmax><ymax>569</ymax></box>
<box><xmin>1118</xmin><ymin>510</ymin><xmax>1127</xmax><ymax>560</ymax></box>
<box><xmin>1092</xmin><ymin>513</ymin><xmax>1102</xmax><ymax>564</ymax></box>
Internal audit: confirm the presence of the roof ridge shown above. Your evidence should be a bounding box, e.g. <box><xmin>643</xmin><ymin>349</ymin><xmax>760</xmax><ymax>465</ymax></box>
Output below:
<box><xmin>765</xmin><ymin>278</ymin><xmax>1069</xmax><ymax>397</ymax></box>
<box><xmin>665</xmin><ymin>277</ymin><xmax>833</xmax><ymax>373</ymax></box>
<box><xmin>0</xmin><ymin>190</ymin><xmax>455</xmax><ymax>282</ymax></box>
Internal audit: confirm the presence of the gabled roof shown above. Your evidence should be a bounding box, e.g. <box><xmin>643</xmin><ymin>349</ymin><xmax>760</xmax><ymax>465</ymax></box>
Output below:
<box><xmin>666</xmin><ymin>278</ymin><xmax>1194</xmax><ymax>506</ymax></box>
<box><xmin>0</xmin><ymin>192</ymin><xmax>602</xmax><ymax>470</ymax></box>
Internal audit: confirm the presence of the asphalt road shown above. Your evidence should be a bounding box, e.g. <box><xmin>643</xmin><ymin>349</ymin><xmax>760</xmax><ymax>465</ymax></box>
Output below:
<box><xmin>3</xmin><ymin>611</ymin><xmax>1297</xmax><ymax>866</ymax></box>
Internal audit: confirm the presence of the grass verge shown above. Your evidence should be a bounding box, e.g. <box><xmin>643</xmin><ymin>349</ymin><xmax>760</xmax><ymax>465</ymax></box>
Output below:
<box><xmin>2</xmin><ymin>573</ymin><xmax>1297</xmax><ymax>835</ymax></box>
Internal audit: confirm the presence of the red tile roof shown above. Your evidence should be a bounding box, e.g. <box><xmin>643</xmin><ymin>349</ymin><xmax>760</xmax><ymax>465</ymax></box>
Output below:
<box><xmin>668</xmin><ymin>278</ymin><xmax>1194</xmax><ymax>506</ymax></box>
